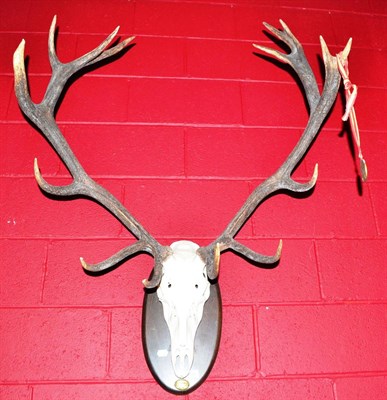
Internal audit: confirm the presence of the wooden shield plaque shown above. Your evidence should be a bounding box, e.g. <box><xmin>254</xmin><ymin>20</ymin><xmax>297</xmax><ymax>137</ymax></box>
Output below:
<box><xmin>142</xmin><ymin>283</ymin><xmax>222</xmax><ymax>394</ymax></box>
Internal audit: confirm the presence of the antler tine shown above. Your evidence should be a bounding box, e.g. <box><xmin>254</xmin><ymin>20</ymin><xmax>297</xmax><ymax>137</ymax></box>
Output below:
<box><xmin>14</xmin><ymin>17</ymin><xmax>168</xmax><ymax>289</ymax></box>
<box><xmin>44</xmin><ymin>16</ymin><xmax>134</xmax><ymax>112</ymax></box>
<box><xmin>199</xmin><ymin>21</ymin><xmax>345</xmax><ymax>281</ymax></box>
<box><xmin>254</xmin><ymin>19</ymin><xmax>320</xmax><ymax>113</ymax></box>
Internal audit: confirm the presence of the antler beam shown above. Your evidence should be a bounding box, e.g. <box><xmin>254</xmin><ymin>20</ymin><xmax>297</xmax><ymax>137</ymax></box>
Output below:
<box><xmin>13</xmin><ymin>16</ymin><xmax>170</xmax><ymax>288</ymax></box>
<box><xmin>198</xmin><ymin>20</ymin><xmax>352</xmax><ymax>280</ymax></box>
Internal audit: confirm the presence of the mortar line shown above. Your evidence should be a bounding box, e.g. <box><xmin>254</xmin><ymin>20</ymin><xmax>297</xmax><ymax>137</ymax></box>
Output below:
<box><xmin>2</xmin><ymin>119</ymin><xmax>385</xmax><ymax>136</ymax></box>
<box><xmin>5</xmin><ymin>369</ymin><xmax>385</xmax><ymax>386</ymax></box>
<box><xmin>183</xmin><ymin>126</ymin><xmax>188</xmax><ymax>178</ymax></box>
<box><xmin>252</xmin><ymin>304</ymin><xmax>262</xmax><ymax>375</ymax></box>
<box><xmin>313</xmin><ymin>239</ymin><xmax>325</xmax><ymax>301</ymax></box>
<box><xmin>367</xmin><ymin>183</ymin><xmax>382</xmax><ymax>236</ymax></box>
<box><xmin>39</xmin><ymin>242</ymin><xmax>50</xmax><ymax>305</ymax></box>
<box><xmin>2</xmin><ymin>300</ymin><xmax>385</xmax><ymax>311</ymax></box>
<box><xmin>332</xmin><ymin>378</ymin><xmax>339</xmax><ymax>400</ymax></box>
<box><xmin>3</xmin><ymin>71</ymin><xmax>386</xmax><ymax>90</ymax></box>
<box><xmin>106</xmin><ymin>310</ymin><xmax>113</xmax><ymax>378</ymax></box>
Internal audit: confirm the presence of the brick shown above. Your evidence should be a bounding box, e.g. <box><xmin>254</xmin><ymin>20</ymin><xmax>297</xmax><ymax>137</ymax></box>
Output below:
<box><xmin>109</xmin><ymin>307</ymin><xmax>153</xmax><ymax>380</ymax></box>
<box><xmin>234</xmin><ymin>6</ymin><xmax>335</xmax><ymax>44</ymax></box>
<box><xmin>0</xmin><ymin>308</ymin><xmax>108</xmax><ymax>381</ymax></box>
<box><xmin>190</xmin><ymin>378</ymin><xmax>334</xmax><ymax>400</ymax></box>
<box><xmin>134</xmin><ymin>1</ymin><xmax>235</xmax><ymax>39</ymax></box>
<box><xmin>0</xmin><ymin>75</ymin><xmax>12</xmax><ymax>120</ymax></box>
<box><xmin>0</xmin><ymin>386</ymin><xmax>31</xmax><ymax>400</ymax></box>
<box><xmin>369</xmin><ymin>183</ymin><xmax>387</xmax><ymax>236</ymax></box>
<box><xmin>59</xmin><ymin>124</ymin><xmax>185</xmax><ymax>178</ymax></box>
<box><xmin>220</xmin><ymin>239</ymin><xmax>321</xmax><ymax>304</ymax></box>
<box><xmin>251</xmin><ymin>181</ymin><xmax>376</xmax><ymax>238</ymax></box>
<box><xmin>57</xmin><ymin>76</ymin><xmax>129</xmax><ymax>123</ymax></box>
<box><xmin>77</xmin><ymin>35</ymin><xmax>186</xmax><ymax>78</ymax></box>
<box><xmin>33</xmin><ymin>383</ymin><xmax>176</xmax><ymax>400</ymax></box>
<box><xmin>335</xmin><ymin>376</ymin><xmax>387</xmax><ymax>400</ymax></box>
<box><xmin>210</xmin><ymin>305</ymin><xmax>256</xmax><ymax>378</ymax></box>
<box><xmin>0</xmin><ymin>177</ymin><xmax>124</xmax><ymax>238</ymax></box>
<box><xmin>353</xmin><ymin>88</ymin><xmax>386</xmax><ymax>132</ymax></box>
<box><xmin>0</xmin><ymin>0</ymin><xmax>30</xmax><ymax>31</ymax></box>
<box><xmin>258</xmin><ymin>304</ymin><xmax>386</xmax><ymax>375</ymax></box>
<box><xmin>275</xmin><ymin>0</ymin><xmax>372</xmax><ymax>12</ymax></box>
<box><xmin>186</xmin><ymin>39</ymin><xmax>242</xmax><ymax>80</ymax></box>
<box><xmin>304</xmin><ymin>128</ymin><xmax>386</xmax><ymax>182</ymax></box>
<box><xmin>43</xmin><ymin>240</ymin><xmax>152</xmax><ymax>306</ymax></box>
<box><xmin>0</xmin><ymin>239</ymin><xmax>45</xmax><ymax>306</ymax></box>
<box><xmin>118</xmin><ymin>179</ymin><xmax>252</xmax><ymax>239</ymax></box>
<box><xmin>370</xmin><ymin>0</ymin><xmax>387</xmax><ymax>14</ymax></box>
<box><xmin>185</xmin><ymin>127</ymin><xmax>309</xmax><ymax>179</ymax></box>
<box><xmin>359</xmin><ymin>132</ymin><xmax>387</xmax><ymax>182</ymax></box>
<box><xmin>0</xmin><ymin>123</ymin><xmax>61</xmax><ymax>176</ymax></box>
<box><xmin>331</xmin><ymin>13</ymin><xmax>387</xmax><ymax>49</ymax></box>
<box><xmin>317</xmin><ymin>239</ymin><xmax>387</xmax><ymax>301</ymax></box>
<box><xmin>241</xmin><ymin>81</ymin><xmax>309</xmax><ymax>127</ymax></box>
<box><xmin>25</xmin><ymin>0</ymin><xmax>135</xmax><ymax>34</ymax></box>
<box><xmin>344</xmin><ymin>48</ymin><xmax>387</xmax><ymax>88</ymax></box>
<box><xmin>127</xmin><ymin>78</ymin><xmax>242</xmax><ymax>125</ymax></box>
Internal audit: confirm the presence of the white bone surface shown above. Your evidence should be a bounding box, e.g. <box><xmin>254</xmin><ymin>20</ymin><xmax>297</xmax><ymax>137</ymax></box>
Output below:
<box><xmin>157</xmin><ymin>241</ymin><xmax>210</xmax><ymax>379</ymax></box>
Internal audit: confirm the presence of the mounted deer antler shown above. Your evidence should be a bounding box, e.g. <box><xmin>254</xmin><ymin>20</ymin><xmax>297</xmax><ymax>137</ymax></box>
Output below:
<box><xmin>14</xmin><ymin>17</ymin><xmax>353</xmax><ymax>392</ymax></box>
<box><xmin>198</xmin><ymin>20</ymin><xmax>351</xmax><ymax>279</ymax></box>
<box><xmin>13</xmin><ymin>16</ymin><xmax>171</xmax><ymax>289</ymax></box>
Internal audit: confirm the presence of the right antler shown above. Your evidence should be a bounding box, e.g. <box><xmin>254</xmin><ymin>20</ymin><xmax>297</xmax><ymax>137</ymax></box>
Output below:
<box><xmin>13</xmin><ymin>16</ymin><xmax>171</xmax><ymax>288</ymax></box>
<box><xmin>198</xmin><ymin>20</ymin><xmax>352</xmax><ymax>280</ymax></box>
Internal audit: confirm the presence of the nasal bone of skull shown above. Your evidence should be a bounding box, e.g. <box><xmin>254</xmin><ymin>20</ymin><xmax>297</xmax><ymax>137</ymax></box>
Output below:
<box><xmin>173</xmin><ymin>348</ymin><xmax>193</xmax><ymax>379</ymax></box>
<box><xmin>172</xmin><ymin>319</ymin><xmax>194</xmax><ymax>378</ymax></box>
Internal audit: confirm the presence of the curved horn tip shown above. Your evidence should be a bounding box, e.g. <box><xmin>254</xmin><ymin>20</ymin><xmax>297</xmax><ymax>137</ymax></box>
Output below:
<box><xmin>279</xmin><ymin>19</ymin><xmax>288</xmax><ymax>30</ymax></box>
<box><xmin>319</xmin><ymin>36</ymin><xmax>333</xmax><ymax>64</ymax></box>
<box><xmin>276</xmin><ymin>239</ymin><xmax>283</xmax><ymax>259</ymax></box>
<box><xmin>111</xmin><ymin>25</ymin><xmax>120</xmax><ymax>37</ymax></box>
<box><xmin>80</xmin><ymin>257</ymin><xmax>91</xmax><ymax>270</ymax></box>
<box><xmin>33</xmin><ymin>158</ymin><xmax>44</xmax><ymax>186</ymax></box>
<box><xmin>311</xmin><ymin>163</ymin><xmax>319</xmax><ymax>184</ymax></box>
<box><xmin>125</xmin><ymin>35</ymin><xmax>136</xmax><ymax>44</ymax></box>
<box><xmin>13</xmin><ymin>39</ymin><xmax>26</xmax><ymax>66</ymax></box>
<box><xmin>142</xmin><ymin>278</ymin><xmax>158</xmax><ymax>289</ymax></box>
<box><xmin>214</xmin><ymin>243</ymin><xmax>221</xmax><ymax>276</ymax></box>
<box><xmin>49</xmin><ymin>15</ymin><xmax>58</xmax><ymax>33</ymax></box>
<box><xmin>342</xmin><ymin>37</ymin><xmax>352</xmax><ymax>59</ymax></box>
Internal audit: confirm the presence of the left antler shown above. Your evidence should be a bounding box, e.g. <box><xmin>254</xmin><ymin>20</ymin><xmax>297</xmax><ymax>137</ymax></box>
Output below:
<box><xmin>13</xmin><ymin>16</ymin><xmax>171</xmax><ymax>288</ymax></box>
<box><xmin>198</xmin><ymin>20</ymin><xmax>352</xmax><ymax>280</ymax></box>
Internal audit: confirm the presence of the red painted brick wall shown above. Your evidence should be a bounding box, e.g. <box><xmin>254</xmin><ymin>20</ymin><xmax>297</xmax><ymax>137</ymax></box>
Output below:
<box><xmin>1</xmin><ymin>1</ymin><xmax>386</xmax><ymax>399</ymax></box>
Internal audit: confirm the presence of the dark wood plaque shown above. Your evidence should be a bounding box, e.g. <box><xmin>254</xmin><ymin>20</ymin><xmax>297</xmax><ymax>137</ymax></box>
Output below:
<box><xmin>142</xmin><ymin>283</ymin><xmax>222</xmax><ymax>394</ymax></box>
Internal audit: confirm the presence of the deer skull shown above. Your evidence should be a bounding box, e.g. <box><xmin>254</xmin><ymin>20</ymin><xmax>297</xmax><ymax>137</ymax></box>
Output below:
<box><xmin>157</xmin><ymin>241</ymin><xmax>210</xmax><ymax>379</ymax></box>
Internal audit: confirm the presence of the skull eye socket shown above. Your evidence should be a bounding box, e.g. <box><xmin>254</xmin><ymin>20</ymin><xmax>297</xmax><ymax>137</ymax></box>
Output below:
<box><xmin>168</xmin><ymin>283</ymin><xmax>172</xmax><ymax>288</ymax></box>
<box><xmin>195</xmin><ymin>284</ymin><xmax>199</xmax><ymax>289</ymax></box>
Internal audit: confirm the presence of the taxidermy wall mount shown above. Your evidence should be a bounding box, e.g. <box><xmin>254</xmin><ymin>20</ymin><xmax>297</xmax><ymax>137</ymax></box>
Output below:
<box><xmin>13</xmin><ymin>16</ymin><xmax>365</xmax><ymax>394</ymax></box>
